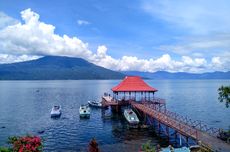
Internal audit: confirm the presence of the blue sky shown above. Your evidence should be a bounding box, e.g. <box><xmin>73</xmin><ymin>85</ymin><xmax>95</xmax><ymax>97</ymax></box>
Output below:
<box><xmin>0</xmin><ymin>0</ymin><xmax>229</xmax><ymax>73</ymax></box>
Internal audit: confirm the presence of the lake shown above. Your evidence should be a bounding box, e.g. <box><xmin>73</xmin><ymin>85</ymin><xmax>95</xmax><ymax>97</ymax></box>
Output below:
<box><xmin>0</xmin><ymin>80</ymin><xmax>229</xmax><ymax>151</ymax></box>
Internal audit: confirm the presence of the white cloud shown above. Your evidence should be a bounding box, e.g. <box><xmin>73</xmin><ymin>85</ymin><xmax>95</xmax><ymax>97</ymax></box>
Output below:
<box><xmin>93</xmin><ymin>52</ymin><xmax>219</xmax><ymax>73</ymax></box>
<box><xmin>0</xmin><ymin>12</ymin><xmax>19</xmax><ymax>29</ymax></box>
<box><xmin>210</xmin><ymin>52</ymin><xmax>230</xmax><ymax>71</ymax></box>
<box><xmin>212</xmin><ymin>57</ymin><xmax>221</xmax><ymax>65</ymax></box>
<box><xmin>77</xmin><ymin>20</ymin><xmax>90</xmax><ymax>26</ymax></box>
<box><xmin>0</xmin><ymin>54</ymin><xmax>40</xmax><ymax>64</ymax></box>
<box><xmin>96</xmin><ymin>45</ymin><xmax>107</xmax><ymax>58</ymax></box>
<box><xmin>0</xmin><ymin>8</ymin><xmax>229</xmax><ymax>73</ymax></box>
<box><xmin>0</xmin><ymin>9</ymin><xmax>93</xmax><ymax>59</ymax></box>
<box><xmin>159</xmin><ymin>34</ymin><xmax>230</xmax><ymax>56</ymax></box>
<box><xmin>142</xmin><ymin>0</ymin><xmax>230</xmax><ymax>34</ymax></box>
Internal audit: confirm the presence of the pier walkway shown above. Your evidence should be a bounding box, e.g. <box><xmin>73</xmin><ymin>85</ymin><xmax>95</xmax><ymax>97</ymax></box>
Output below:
<box><xmin>130</xmin><ymin>101</ymin><xmax>230</xmax><ymax>152</ymax></box>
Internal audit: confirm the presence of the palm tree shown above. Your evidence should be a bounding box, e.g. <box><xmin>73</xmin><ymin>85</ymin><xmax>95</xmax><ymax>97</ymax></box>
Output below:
<box><xmin>218</xmin><ymin>85</ymin><xmax>230</xmax><ymax>108</ymax></box>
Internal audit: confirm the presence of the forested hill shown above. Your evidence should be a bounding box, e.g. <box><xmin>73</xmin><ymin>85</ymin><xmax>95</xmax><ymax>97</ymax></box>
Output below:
<box><xmin>0</xmin><ymin>56</ymin><xmax>125</xmax><ymax>80</ymax></box>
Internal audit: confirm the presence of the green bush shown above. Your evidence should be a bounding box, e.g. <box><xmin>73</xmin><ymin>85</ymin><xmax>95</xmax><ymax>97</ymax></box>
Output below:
<box><xmin>141</xmin><ymin>140</ymin><xmax>155</xmax><ymax>152</ymax></box>
<box><xmin>0</xmin><ymin>147</ymin><xmax>12</xmax><ymax>152</ymax></box>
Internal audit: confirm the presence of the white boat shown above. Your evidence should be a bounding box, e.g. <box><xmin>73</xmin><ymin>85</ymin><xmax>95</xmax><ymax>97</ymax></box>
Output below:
<box><xmin>162</xmin><ymin>146</ymin><xmax>191</xmax><ymax>152</ymax></box>
<box><xmin>88</xmin><ymin>100</ymin><xmax>102</xmax><ymax>108</ymax></box>
<box><xmin>51</xmin><ymin>105</ymin><xmax>61</xmax><ymax>117</ymax></box>
<box><xmin>124</xmin><ymin>109</ymin><xmax>139</xmax><ymax>125</ymax></box>
<box><xmin>79</xmin><ymin>104</ymin><xmax>90</xmax><ymax>118</ymax></box>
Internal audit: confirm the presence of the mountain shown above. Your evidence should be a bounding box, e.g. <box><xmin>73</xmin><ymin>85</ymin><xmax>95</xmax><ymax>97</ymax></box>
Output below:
<box><xmin>123</xmin><ymin>71</ymin><xmax>230</xmax><ymax>79</ymax></box>
<box><xmin>0</xmin><ymin>56</ymin><xmax>125</xmax><ymax>80</ymax></box>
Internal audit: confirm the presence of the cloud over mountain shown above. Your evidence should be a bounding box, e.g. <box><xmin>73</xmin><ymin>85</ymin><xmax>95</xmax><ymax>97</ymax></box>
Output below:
<box><xmin>0</xmin><ymin>8</ymin><xmax>229</xmax><ymax>73</ymax></box>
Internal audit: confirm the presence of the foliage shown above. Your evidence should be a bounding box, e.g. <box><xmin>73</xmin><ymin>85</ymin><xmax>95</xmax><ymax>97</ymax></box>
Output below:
<box><xmin>140</xmin><ymin>140</ymin><xmax>155</xmax><ymax>152</ymax></box>
<box><xmin>7</xmin><ymin>135</ymin><xmax>43</xmax><ymax>152</ymax></box>
<box><xmin>0</xmin><ymin>147</ymin><xmax>12</xmax><ymax>152</ymax></box>
<box><xmin>218</xmin><ymin>85</ymin><xmax>230</xmax><ymax>108</ymax></box>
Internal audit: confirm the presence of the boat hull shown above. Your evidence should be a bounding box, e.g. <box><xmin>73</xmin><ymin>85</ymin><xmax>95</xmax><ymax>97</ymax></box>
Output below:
<box><xmin>88</xmin><ymin>101</ymin><xmax>102</xmax><ymax>108</ymax></box>
<box><xmin>124</xmin><ymin>109</ymin><xmax>139</xmax><ymax>125</ymax></box>
<box><xmin>51</xmin><ymin>113</ymin><xmax>61</xmax><ymax>118</ymax></box>
<box><xmin>127</xmin><ymin>120</ymin><xmax>139</xmax><ymax>125</ymax></box>
<box><xmin>50</xmin><ymin>106</ymin><xmax>61</xmax><ymax>118</ymax></box>
<box><xmin>79</xmin><ymin>113</ymin><xmax>90</xmax><ymax>118</ymax></box>
<box><xmin>79</xmin><ymin>105</ymin><xmax>90</xmax><ymax>118</ymax></box>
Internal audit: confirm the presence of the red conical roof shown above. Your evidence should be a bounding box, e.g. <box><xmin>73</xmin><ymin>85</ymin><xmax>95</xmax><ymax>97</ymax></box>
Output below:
<box><xmin>112</xmin><ymin>76</ymin><xmax>157</xmax><ymax>92</ymax></box>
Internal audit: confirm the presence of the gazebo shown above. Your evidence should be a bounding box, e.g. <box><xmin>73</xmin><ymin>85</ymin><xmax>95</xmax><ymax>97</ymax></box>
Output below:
<box><xmin>111</xmin><ymin>76</ymin><xmax>158</xmax><ymax>102</ymax></box>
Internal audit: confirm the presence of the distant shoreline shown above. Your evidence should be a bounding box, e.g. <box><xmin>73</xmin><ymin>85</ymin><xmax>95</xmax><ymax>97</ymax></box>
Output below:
<box><xmin>0</xmin><ymin>79</ymin><xmax>229</xmax><ymax>81</ymax></box>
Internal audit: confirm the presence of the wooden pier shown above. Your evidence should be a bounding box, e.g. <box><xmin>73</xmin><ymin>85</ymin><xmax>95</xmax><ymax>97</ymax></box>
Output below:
<box><xmin>102</xmin><ymin>96</ymin><xmax>119</xmax><ymax>106</ymax></box>
<box><xmin>102</xmin><ymin>76</ymin><xmax>230</xmax><ymax>151</ymax></box>
<box><xmin>130</xmin><ymin>101</ymin><xmax>230</xmax><ymax>152</ymax></box>
<box><xmin>102</xmin><ymin>95</ymin><xmax>130</xmax><ymax>112</ymax></box>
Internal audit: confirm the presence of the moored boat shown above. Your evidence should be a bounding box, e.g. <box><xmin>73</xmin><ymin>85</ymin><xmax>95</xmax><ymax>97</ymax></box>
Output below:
<box><xmin>79</xmin><ymin>104</ymin><xmax>90</xmax><ymax>118</ymax></box>
<box><xmin>189</xmin><ymin>145</ymin><xmax>200</xmax><ymax>151</ymax></box>
<box><xmin>162</xmin><ymin>146</ymin><xmax>191</xmax><ymax>152</ymax></box>
<box><xmin>124</xmin><ymin>109</ymin><xmax>139</xmax><ymax>125</ymax></box>
<box><xmin>51</xmin><ymin>105</ymin><xmax>61</xmax><ymax>118</ymax></box>
<box><xmin>88</xmin><ymin>100</ymin><xmax>102</xmax><ymax>108</ymax></box>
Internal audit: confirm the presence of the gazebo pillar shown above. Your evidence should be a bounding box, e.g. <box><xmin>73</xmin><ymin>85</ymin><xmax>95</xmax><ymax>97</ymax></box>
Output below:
<box><xmin>135</xmin><ymin>91</ymin><xmax>136</xmax><ymax>101</ymax></box>
<box><xmin>148</xmin><ymin>91</ymin><xmax>150</xmax><ymax>101</ymax></box>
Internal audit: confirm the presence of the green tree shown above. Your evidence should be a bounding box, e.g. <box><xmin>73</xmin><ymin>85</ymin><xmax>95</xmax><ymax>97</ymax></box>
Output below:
<box><xmin>140</xmin><ymin>141</ymin><xmax>156</xmax><ymax>152</ymax></box>
<box><xmin>218</xmin><ymin>85</ymin><xmax>230</xmax><ymax>108</ymax></box>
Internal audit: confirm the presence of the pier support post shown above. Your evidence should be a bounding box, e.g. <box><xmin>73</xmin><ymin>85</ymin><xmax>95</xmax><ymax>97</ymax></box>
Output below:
<box><xmin>175</xmin><ymin>131</ymin><xmax>178</xmax><ymax>147</ymax></box>
<box><xmin>158</xmin><ymin>121</ymin><xmax>161</xmax><ymax>135</ymax></box>
<box><xmin>166</xmin><ymin>126</ymin><xmax>170</xmax><ymax>142</ymax></box>
<box><xmin>186</xmin><ymin>136</ymin><xmax>189</xmax><ymax>147</ymax></box>
<box><xmin>179</xmin><ymin>134</ymin><xmax>182</xmax><ymax>147</ymax></box>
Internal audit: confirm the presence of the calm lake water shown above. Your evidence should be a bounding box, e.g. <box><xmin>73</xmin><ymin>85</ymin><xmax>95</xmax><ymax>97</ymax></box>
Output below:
<box><xmin>0</xmin><ymin>80</ymin><xmax>229</xmax><ymax>151</ymax></box>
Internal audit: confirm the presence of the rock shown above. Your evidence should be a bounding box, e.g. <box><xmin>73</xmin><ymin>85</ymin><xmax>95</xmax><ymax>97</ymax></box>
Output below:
<box><xmin>38</xmin><ymin>130</ymin><xmax>45</xmax><ymax>134</ymax></box>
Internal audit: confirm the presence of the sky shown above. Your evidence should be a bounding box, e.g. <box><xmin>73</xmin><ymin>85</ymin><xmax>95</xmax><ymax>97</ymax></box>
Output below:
<box><xmin>0</xmin><ymin>0</ymin><xmax>229</xmax><ymax>73</ymax></box>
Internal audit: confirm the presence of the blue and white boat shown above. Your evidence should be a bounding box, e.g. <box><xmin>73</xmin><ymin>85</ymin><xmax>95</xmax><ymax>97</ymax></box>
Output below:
<box><xmin>162</xmin><ymin>146</ymin><xmax>190</xmax><ymax>152</ymax></box>
<box><xmin>124</xmin><ymin>109</ymin><xmax>139</xmax><ymax>125</ymax></box>
<box><xmin>79</xmin><ymin>104</ymin><xmax>90</xmax><ymax>118</ymax></box>
<box><xmin>51</xmin><ymin>105</ymin><xmax>61</xmax><ymax>117</ymax></box>
<box><xmin>88</xmin><ymin>100</ymin><xmax>102</xmax><ymax>108</ymax></box>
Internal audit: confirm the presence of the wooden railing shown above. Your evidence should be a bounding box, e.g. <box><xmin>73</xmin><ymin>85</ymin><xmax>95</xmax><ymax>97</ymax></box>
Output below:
<box><xmin>141</xmin><ymin>102</ymin><xmax>221</xmax><ymax>137</ymax></box>
<box><xmin>141</xmin><ymin>97</ymin><xmax>166</xmax><ymax>104</ymax></box>
<box><xmin>107</xmin><ymin>93</ymin><xmax>165</xmax><ymax>103</ymax></box>
<box><xmin>131</xmin><ymin>101</ymin><xmax>198</xmax><ymax>139</ymax></box>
